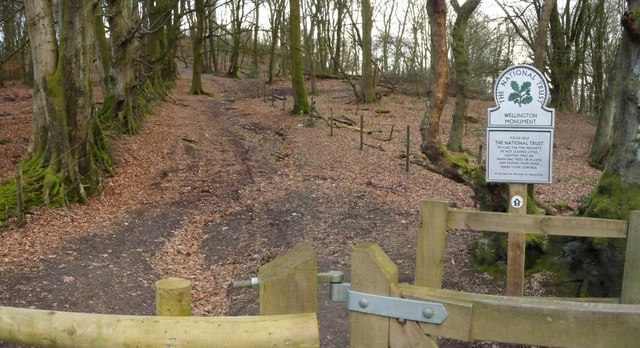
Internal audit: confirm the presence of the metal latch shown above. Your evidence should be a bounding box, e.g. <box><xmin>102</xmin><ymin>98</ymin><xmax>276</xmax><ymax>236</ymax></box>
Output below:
<box><xmin>331</xmin><ymin>282</ymin><xmax>448</xmax><ymax>324</ymax></box>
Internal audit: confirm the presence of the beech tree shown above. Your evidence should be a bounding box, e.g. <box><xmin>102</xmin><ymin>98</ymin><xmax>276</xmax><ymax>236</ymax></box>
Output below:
<box><xmin>360</xmin><ymin>0</ymin><xmax>376</xmax><ymax>102</ymax></box>
<box><xmin>446</xmin><ymin>0</ymin><xmax>481</xmax><ymax>152</ymax></box>
<box><xmin>227</xmin><ymin>0</ymin><xmax>245</xmax><ymax>78</ymax></box>
<box><xmin>266</xmin><ymin>0</ymin><xmax>286</xmax><ymax>82</ymax></box>
<box><xmin>568</xmin><ymin>7</ymin><xmax>640</xmax><ymax>297</ymax></box>
<box><xmin>189</xmin><ymin>0</ymin><xmax>208</xmax><ymax>95</ymax></box>
<box><xmin>22</xmin><ymin>0</ymin><xmax>108</xmax><ymax>205</ymax></box>
<box><xmin>289</xmin><ymin>0</ymin><xmax>311</xmax><ymax>113</ymax></box>
<box><xmin>96</xmin><ymin>0</ymin><xmax>144</xmax><ymax>133</ymax></box>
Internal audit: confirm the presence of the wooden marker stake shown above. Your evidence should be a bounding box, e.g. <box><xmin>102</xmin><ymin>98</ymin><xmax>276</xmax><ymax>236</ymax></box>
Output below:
<box><xmin>406</xmin><ymin>125</ymin><xmax>410</xmax><ymax>172</ymax></box>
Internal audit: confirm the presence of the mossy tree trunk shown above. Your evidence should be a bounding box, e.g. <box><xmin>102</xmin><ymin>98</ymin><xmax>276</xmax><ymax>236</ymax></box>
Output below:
<box><xmin>23</xmin><ymin>0</ymin><xmax>107</xmax><ymax>205</ymax></box>
<box><xmin>446</xmin><ymin>0</ymin><xmax>480</xmax><ymax>152</ymax></box>
<box><xmin>568</xmin><ymin>9</ymin><xmax>640</xmax><ymax>297</ymax></box>
<box><xmin>100</xmin><ymin>0</ymin><xmax>142</xmax><ymax>134</ymax></box>
<box><xmin>93</xmin><ymin>3</ymin><xmax>114</xmax><ymax>97</ymax></box>
<box><xmin>189</xmin><ymin>0</ymin><xmax>207</xmax><ymax>95</ymax></box>
<box><xmin>360</xmin><ymin>0</ymin><xmax>376</xmax><ymax>103</ymax></box>
<box><xmin>288</xmin><ymin>0</ymin><xmax>310</xmax><ymax>114</ymax></box>
<box><xmin>141</xmin><ymin>0</ymin><xmax>179</xmax><ymax>99</ymax></box>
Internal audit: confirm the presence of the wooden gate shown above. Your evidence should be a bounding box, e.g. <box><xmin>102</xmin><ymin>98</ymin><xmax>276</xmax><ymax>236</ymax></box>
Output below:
<box><xmin>348</xmin><ymin>198</ymin><xmax>640</xmax><ymax>347</ymax></box>
<box><xmin>2</xmin><ymin>199</ymin><xmax>640</xmax><ymax>347</ymax></box>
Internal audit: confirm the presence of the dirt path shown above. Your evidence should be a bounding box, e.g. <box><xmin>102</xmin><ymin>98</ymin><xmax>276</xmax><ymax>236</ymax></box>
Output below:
<box><xmin>0</xmin><ymin>70</ymin><xmax>601</xmax><ymax>347</ymax></box>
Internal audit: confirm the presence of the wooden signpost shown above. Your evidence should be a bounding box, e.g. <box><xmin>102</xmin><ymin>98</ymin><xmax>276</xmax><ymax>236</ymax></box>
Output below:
<box><xmin>486</xmin><ymin>65</ymin><xmax>555</xmax><ymax>296</ymax></box>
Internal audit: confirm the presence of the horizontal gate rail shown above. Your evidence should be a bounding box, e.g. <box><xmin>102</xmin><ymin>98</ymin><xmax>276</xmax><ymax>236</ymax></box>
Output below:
<box><xmin>400</xmin><ymin>284</ymin><xmax>640</xmax><ymax>348</ymax></box>
<box><xmin>446</xmin><ymin>209</ymin><xmax>628</xmax><ymax>238</ymax></box>
<box><xmin>0</xmin><ymin>306</ymin><xmax>319</xmax><ymax>347</ymax></box>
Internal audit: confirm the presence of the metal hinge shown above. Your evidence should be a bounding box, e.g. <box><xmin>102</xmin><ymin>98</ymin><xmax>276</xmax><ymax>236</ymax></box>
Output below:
<box><xmin>232</xmin><ymin>270</ymin><xmax>345</xmax><ymax>289</ymax></box>
<box><xmin>331</xmin><ymin>282</ymin><xmax>448</xmax><ymax>325</ymax></box>
<box><xmin>233</xmin><ymin>271</ymin><xmax>447</xmax><ymax>325</ymax></box>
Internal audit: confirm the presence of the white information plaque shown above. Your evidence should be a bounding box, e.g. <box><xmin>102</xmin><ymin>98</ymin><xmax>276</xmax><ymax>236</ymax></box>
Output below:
<box><xmin>486</xmin><ymin>65</ymin><xmax>554</xmax><ymax>184</ymax></box>
<box><xmin>486</xmin><ymin>129</ymin><xmax>553</xmax><ymax>184</ymax></box>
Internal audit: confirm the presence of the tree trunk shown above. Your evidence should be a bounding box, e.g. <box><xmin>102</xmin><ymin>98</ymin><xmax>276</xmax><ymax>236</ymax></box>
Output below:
<box><xmin>288</xmin><ymin>0</ymin><xmax>310</xmax><ymax>114</ymax></box>
<box><xmin>267</xmin><ymin>0</ymin><xmax>283</xmax><ymax>83</ymax></box>
<box><xmin>573</xmin><ymin>7</ymin><xmax>640</xmax><ymax>297</ymax></box>
<box><xmin>102</xmin><ymin>0</ymin><xmax>143</xmax><ymax>134</ymax></box>
<box><xmin>332</xmin><ymin>0</ymin><xmax>344</xmax><ymax>76</ymax></box>
<box><xmin>421</xmin><ymin>0</ymin><xmax>449</xmax><ymax>154</ymax></box>
<box><xmin>421</xmin><ymin>0</ymin><xmax>507</xmax><ymax>211</ymax></box>
<box><xmin>533</xmin><ymin>0</ymin><xmax>555</xmax><ymax>69</ymax></box>
<box><xmin>446</xmin><ymin>0</ymin><xmax>480</xmax><ymax>152</ymax></box>
<box><xmin>190</xmin><ymin>0</ymin><xmax>207</xmax><ymax>95</ymax></box>
<box><xmin>251</xmin><ymin>0</ymin><xmax>260</xmax><ymax>77</ymax></box>
<box><xmin>588</xmin><ymin>50</ymin><xmax>619</xmax><ymax>168</ymax></box>
<box><xmin>207</xmin><ymin>1</ymin><xmax>219</xmax><ymax>74</ymax></box>
<box><xmin>590</xmin><ymin>0</ymin><xmax>607</xmax><ymax>117</ymax></box>
<box><xmin>547</xmin><ymin>0</ymin><xmax>589</xmax><ymax>113</ymax></box>
<box><xmin>360</xmin><ymin>0</ymin><xmax>376</xmax><ymax>103</ymax></box>
<box><xmin>23</xmin><ymin>0</ymin><xmax>106</xmax><ymax>205</ymax></box>
<box><xmin>93</xmin><ymin>3</ymin><xmax>113</xmax><ymax>98</ymax></box>
<box><xmin>227</xmin><ymin>0</ymin><xmax>243</xmax><ymax>78</ymax></box>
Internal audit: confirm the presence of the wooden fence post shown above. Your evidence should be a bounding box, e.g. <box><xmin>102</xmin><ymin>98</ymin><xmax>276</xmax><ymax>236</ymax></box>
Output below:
<box><xmin>259</xmin><ymin>243</ymin><xmax>318</xmax><ymax>315</ymax></box>
<box><xmin>415</xmin><ymin>199</ymin><xmax>448</xmax><ymax>288</ymax></box>
<box><xmin>622</xmin><ymin>211</ymin><xmax>640</xmax><ymax>304</ymax></box>
<box><xmin>155</xmin><ymin>277</ymin><xmax>192</xmax><ymax>316</ymax></box>
<box><xmin>506</xmin><ymin>183</ymin><xmax>527</xmax><ymax>296</ymax></box>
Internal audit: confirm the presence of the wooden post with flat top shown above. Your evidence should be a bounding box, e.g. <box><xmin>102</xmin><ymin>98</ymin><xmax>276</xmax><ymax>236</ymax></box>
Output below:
<box><xmin>506</xmin><ymin>183</ymin><xmax>527</xmax><ymax>296</ymax></box>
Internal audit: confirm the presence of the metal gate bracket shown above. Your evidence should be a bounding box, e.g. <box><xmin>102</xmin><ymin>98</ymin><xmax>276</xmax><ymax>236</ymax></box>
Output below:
<box><xmin>331</xmin><ymin>283</ymin><xmax>448</xmax><ymax>324</ymax></box>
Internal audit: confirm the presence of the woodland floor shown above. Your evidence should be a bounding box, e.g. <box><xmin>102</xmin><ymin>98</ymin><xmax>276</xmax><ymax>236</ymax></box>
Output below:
<box><xmin>0</xmin><ymin>70</ymin><xmax>601</xmax><ymax>347</ymax></box>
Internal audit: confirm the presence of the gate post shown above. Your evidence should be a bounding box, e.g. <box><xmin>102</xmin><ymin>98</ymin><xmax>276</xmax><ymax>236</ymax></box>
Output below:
<box><xmin>350</xmin><ymin>242</ymin><xmax>397</xmax><ymax>347</ymax></box>
<box><xmin>416</xmin><ymin>199</ymin><xmax>448</xmax><ymax>288</ymax></box>
<box><xmin>352</xmin><ymin>242</ymin><xmax>438</xmax><ymax>347</ymax></box>
<box><xmin>622</xmin><ymin>211</ymin><xmax>640</xmax><ymax>304</ymax></box>
<box><xmin>259</xmin><ymin>243</ymin><xmax>318</xmax><ymax>315</ymax></box>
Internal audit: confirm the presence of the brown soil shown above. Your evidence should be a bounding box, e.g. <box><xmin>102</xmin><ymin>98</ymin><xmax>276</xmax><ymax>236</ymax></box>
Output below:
<box><xmin>0</xmin><ymin>71</ymin><xmax>600</xmax><ymax>347</ymax></box>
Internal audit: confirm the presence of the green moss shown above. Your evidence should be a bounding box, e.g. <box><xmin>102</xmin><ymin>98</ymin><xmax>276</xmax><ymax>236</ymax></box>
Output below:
<box><xmin>0</xmin><ymin>179</ymin><xmax>17</xmax><ymax>223</ymax></box>
<box><xmin>471</xmin><ymin>232</ymin><xmax>506</xmax><ymax>278</ymax></box>
<box><xmin>0</xmin><ymin>139</ymin><xmax>8</xmax><ymax>145</ymax></box>
<box><xmin>542</xmin><ymin>170</ymin><xmax>640</xmax><ymax>297</ymax></box>
<box><xmin>471</xmin><ymin>230</ymin><xmax>549</xmax><ymax>277</ymax></box>
<box><xmin>442</xmin><ymin>145</ymin><xmax>485</xmax><ymax>183</ymax></box>
<box><xmin>581</xmin><ymin>170</ymin><xmax>640</xmax><ymax>220</ymax></box>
